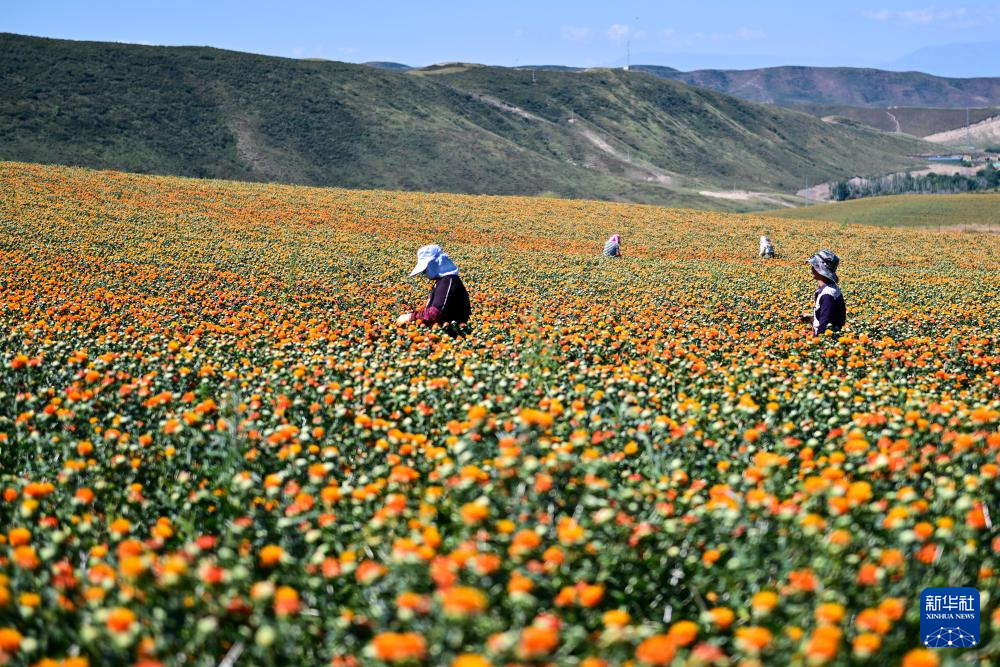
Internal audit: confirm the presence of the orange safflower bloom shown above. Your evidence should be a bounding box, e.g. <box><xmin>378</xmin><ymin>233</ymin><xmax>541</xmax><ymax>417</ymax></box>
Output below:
<box><xmin>109</xmin><ymin>518</ymin><xmax>131</xmax><ymax>535</ymax></box>
<box><xmin>750</xmin><ymin>591</ymin><xmax>778</xmax><ymax>614</ymax></box>
<box><xmin>518</xmin><ymin>625</ymin><xmax>559</xmax><ymax>658</ymax></box>
<box><xmin>459</xmin><ymin>502</ymin><xmax>489</xmax><ymax>524</ymax></box>
<box><xmin>557</xmin><ymin>517</ymin><xmax>585</xmax><ymax>544</ymax></box>
<box><xmin>635</xmin><ymin>635</ymin><xmax>676</xmax><ymax>665</ymax></box>
<box><xmin>708</xmin><ymin>607</ymin><xmax>735</xmax><ymax>629</ymax></box>
<box><xmin>452</xmin><ymin>654</ymin><xmax>491</xmax><ymax>667</ymax></box>
<box><xmin>878</xmin><ymin>597</ymin><xmax>905</xmax><ymax>621</ymax></box>
<box><xmin>507</xmin><ymin>571</ymin><xmax>534</xmax><ymax>595</ymax></box>
<box><xmin>602</xmin><ymin>609</ymin><xmax>630</xmax><ymax>627</ymax></box>
<box><xmin>509</xmin><ymin>529</ymin><xmax>541</xmax><ymax>557</ymax></box>
<box><xmin>855</xmin><ymin>608</ymin><xmax>891</xmax><ymax>635</ymax></box>
<box><xmin>259</xmin><ymin>544</ymin><xmax>283</xmax><ymax>567</ymax></box>
<box><xmin>370</xmin><ymin>632</ymin><xmax>427</xmax><ymax>662</ymax></box>
<box><xmin>857</xmin><ymin>563</ymin><xmax>879</xmax><ymax>586</ymax></box>
<box><xmin>901</xmin><ymin>648</ymin><xmax>940</xmax><ymax>667</ymax></box>
<box><xmin>852</xmin><ymin>632</ymin><xmax>882</xmax><ymax>657</ymax></box>
<box><xmin>668</xmin><ymin>620</ymin><xmax>698</xmax><ymax>646</ymax></box>
<box><xmin>815</xmin><ymin>602</ymin><xmax>845</xmax><ymax>625</ymax></box>
<box><xmin>788</xmin><ymin>568</ymin><xmax>818</xmax><ymax>592</ymax></box>
<box><xmin>578</xmin><ymin>583</ymin><xmax>604</xmax><ymax>608</ymax></box>
<box><xmin>440</xmin><ymin>586</ymin><xmax>487</xmax><ymax>616</ymax></box>
<box><xmin>0</xmin><ymin>627</ymin><xmax>22</xmax><ymax>652</ymax></box>
<box><xmin>396</xmin><ymin>592</ymin><xmax>430</xmax><ymax>613</ymax></box>
<box><xmin>273</xmin><ymin>586</ymin><xmax>300</xmax><ymax>616</ymax></box>
<box><xmin>106</xmin><ymin>607</ymin><xmax>136</xmax><ymax>633</ymax></box>
<box><xmin>805</xmin><ymin>625</ymin><xmax>841</xmax><ymax>662</ymax></box>
<box><xmin>7</xmin><ymin>528</ymin><xmax>30</xmax><ymax>546</ymax></box>
<box><xmin>735</xmin><ymin>626</ymin><xmax>773</xmax><ymax>653</ymax></box>
<box><xmin>13</xmin><ymin>546</ymin><xmax>40</xmax><ymax>570</ymax></box>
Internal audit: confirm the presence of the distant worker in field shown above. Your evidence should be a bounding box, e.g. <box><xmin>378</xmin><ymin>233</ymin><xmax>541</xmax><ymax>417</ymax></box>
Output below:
<box><xmin>603</xmin><ymin>234</ymin><xmax>622</xmax><ymax>257</ymax></box>
<box><xmin>759</xmin><ymin>235</ymin><xmax>775</xmax><ymax>258</ymax></box>
<box><xmin>396</xmin><ymin>244</ymin><xmax>471</xmax><ymax>326</ymax></box>
<box><xmin>800</xmin><ymin>249</ymin><xmax>846</xmax><ymax>336</ymax></box>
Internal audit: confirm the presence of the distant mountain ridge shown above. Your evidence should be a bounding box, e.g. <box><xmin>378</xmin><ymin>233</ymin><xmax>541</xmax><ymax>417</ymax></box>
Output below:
<box><xmin>635</xmin><ymin>65</ymin><xmax>1000</xmax><ymax>108</ymax></box>
<box><xmin>0</xmin><ymin>33</ymin><xmax>935</xmax><ymax>210</ymax></box>
<box><xmin>362</xmin><ymin>61</ymin><xmax>412</xmax><ymax>71</ymax></box>
<box><xmin>362</xmin><ymin>61</ymin><xmax>1000</xmax><ymax>109</ymax></box>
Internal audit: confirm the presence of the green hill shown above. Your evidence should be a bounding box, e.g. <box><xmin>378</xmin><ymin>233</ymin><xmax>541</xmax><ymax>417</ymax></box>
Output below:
<box><xmin>421</xmin><ymin>64</ymin><xmax>934</xmax><ymax>193</ymax></box>
<box><xmin>0</xmin><ymin>33</ymin><xmax>936</xmax><ymax>209</ymax></box>
<box><xmin>768</xmin><ymin>193</ymin><xmax>1000</xmax><ymax>228</ymax></box>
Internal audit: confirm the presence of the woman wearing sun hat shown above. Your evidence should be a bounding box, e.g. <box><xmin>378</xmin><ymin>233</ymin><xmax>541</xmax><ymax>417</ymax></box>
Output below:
<box><xmin>759</xmin><ymin>235</ymin><xmax>775</xmax><ymax>258</ymax></box>
<box><xmin>800</xmin><ymin>249</ymin><xmax>846</xmax><ymax>336</ymax></box>
<box><xmin>603</xmin><ymin>234</ymin><xmax>622</xmax><ymax>257</ymax></box>
<box><xmin>396</xmin><ymin>244</ymin><xmax>471</xmax><ymax>326</ymax></box>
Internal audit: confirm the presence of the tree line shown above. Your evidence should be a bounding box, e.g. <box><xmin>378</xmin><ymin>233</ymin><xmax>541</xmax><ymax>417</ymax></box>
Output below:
<box><xmin>831</xmin><ymin>163</ymin><xmax>1000</xmax><ymax>201</ymax></box>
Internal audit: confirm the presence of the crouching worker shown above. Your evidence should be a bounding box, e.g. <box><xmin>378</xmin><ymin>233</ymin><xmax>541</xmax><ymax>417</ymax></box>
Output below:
<box><xmin>603</xmin><ymin>234</ymin><xmax>621</xmax><ymax>257</ymax></box>
<box><xmin>800</xmin><ymin>249</ymin><xmax>846</xmax><ymax>336</ymax></box>
<box><xmin>396</xmin><ymin>244</ymin><xmax>471</xmax><ymax>327</ymax></box>
<box><xmin>759</xmin><ymin>235</ymin><xmax>774</xmax><ymax>258</ymax></box>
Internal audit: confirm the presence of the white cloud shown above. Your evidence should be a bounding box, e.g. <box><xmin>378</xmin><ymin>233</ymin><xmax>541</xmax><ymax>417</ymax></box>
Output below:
<box><xmin>733</xmin><ymin>27</ymin><xmax>766</xmax><ymax>40</ymax></box>
<box><xmin>864</xmin><ymin>9</ymin><xmax>894</xmax><ymax>21</ymax></box>
<box><xmin>607</xmin><ymin>23</ymin><xmax>631</xmax><ymax>43</ymax></box>
<box><xmin>560</xmin><ymin>26</ymin><xmax>591</xmax><ymax>42</ymax></box>
<box><xmin>605</xmin><ymin>24</ymin><xmax>648</xmax><ymax>43</ymax></box>
<box><xmin>865</xmin><ymin>7</ymin><xmax>971</xmax><ymax>25</ymax></box>
<box><xmin>657</xmin><ymin>26</ymin><xmax>766</xmax><ymax>49</ymax></box>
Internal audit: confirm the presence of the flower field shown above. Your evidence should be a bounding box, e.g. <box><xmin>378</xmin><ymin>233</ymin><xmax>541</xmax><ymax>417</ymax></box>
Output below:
<box><xmin>0</xmin><ymin>160</ymin><xmax>998</xmax><ymax>666</ymax></box>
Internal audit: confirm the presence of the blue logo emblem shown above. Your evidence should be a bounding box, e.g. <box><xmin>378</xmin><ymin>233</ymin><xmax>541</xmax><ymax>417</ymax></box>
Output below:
<box><xmin>920</xmin><ymin>587</ymin><xmax>980</xmax><ymax>648</ymax></box>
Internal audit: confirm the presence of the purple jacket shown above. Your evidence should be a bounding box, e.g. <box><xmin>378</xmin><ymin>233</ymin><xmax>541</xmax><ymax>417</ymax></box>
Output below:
<box><xmin>812</xmin><ymin>283</ymin><xmax>846</xmax><ymax>335</ymax></box>
<box><xmin>413</xmin><ymin>275</ymin><xmax>471</xmax><ymax>325</ymax></box>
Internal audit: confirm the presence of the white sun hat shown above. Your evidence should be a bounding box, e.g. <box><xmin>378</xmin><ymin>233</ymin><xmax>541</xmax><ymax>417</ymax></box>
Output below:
<box><xmin>408</xmin><ymin>244</ymin><xmax>459</xmax><ymax>278</ymax></box>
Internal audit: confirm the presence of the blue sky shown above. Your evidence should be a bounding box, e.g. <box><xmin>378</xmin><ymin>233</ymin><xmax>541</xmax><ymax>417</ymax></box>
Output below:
<box><xmin>4</xmin><ymin>1</ymin><xmax>999</xmax><ymax>74</ymax></box>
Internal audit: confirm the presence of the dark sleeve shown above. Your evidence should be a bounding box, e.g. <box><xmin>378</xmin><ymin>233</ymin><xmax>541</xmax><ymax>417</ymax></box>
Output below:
<box><xmin>814</xmin><ymin>294</ymin><xmax>836</xmax><ymax>335</ymax></box>
<box><xmin>413</xmin><ymin>278</ymin><xmax>453</xmax><ymax>324</ymax></box>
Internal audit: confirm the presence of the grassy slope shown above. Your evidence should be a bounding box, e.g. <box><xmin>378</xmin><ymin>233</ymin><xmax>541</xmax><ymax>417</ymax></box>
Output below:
<box><xmin>0</xmin><ymin>33</ymin><xmax>934</xmax><ymax>209</ymax></box>
<box><xmin>792</xmin><ymin>105</ymin><xmax>1000</xmax><ymax>138</ymax></box>
<box><xmin>768</xmin><ymin>193</ymin><xmax>1000</xmax><ymax>227</ymax></box>
<box><xmin>423</xmin><ymin>65</ymin><xmax>933</xmax><ymax>192</ymax></box>
<box><xmin>641</xmin><ymin>66</ymin><xmax>1000</xmax><ymax>107</ymax></box>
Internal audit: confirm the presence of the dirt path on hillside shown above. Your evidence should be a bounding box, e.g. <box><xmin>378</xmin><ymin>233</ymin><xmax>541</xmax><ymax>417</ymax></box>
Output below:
<box><xmin>576</xmin><ymin>126</ymin><xmax>675</xmax><ymax>185</ymax></box>
<box><xmin>470</xmin><ymin>93</ymin><xmax>550</xmax><ymax>123</ymax></box>
<box><xmin>885</xmin><ymin>111</ymin><xmax>901</xmax><ymax>133</ymax></box>
<box><xmin>699</xmin><ymin>189</ymin><xmax>795</xmax><ymax>207</ymax></box>
<box><xmin>925</xmin><ymin>115</ymin><xmax>1000</xmax><ymax>145</ymax></box>
<box><xmin>796</xmin><ymin>183</ymin><xmax>832</xmax><ymax>201</ymax></box>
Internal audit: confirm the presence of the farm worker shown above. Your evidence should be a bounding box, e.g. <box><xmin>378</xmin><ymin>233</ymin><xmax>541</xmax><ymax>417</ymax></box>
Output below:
<box><xmin>759</xmin><ymin>235</ymin><xmax>774</xmax><ymax>258</ymax></box>
<box><xmin>603</xmin><ymin>234</ymin><xmax>622</xmax><ymax>257</ymax></box>
<box><xmin>396</xmin><ymin>244</ymin><xmax>471</xmax><ymax>326</ymax></box>
<box><xmin>800</xmin><ymin>249</ymin><xmax>846</xmax><ymax>336</ymax></box>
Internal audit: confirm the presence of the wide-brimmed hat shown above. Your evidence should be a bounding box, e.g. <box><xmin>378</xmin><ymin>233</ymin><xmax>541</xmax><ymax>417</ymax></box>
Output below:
<box><xmin>807</xmin><ymin>249</ymin><xmax>840</xmax><ymax>284</ymax></box>
<box><xmin>408</xmin><ymin>244</ymin><xmax>459</xmax><ymax>278</ymax></box>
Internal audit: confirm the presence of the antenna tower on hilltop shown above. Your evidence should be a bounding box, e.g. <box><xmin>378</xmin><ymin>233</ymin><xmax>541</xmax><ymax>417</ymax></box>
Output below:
<box><xmin>966</xmin><ymin>107</ymin><xmax>974</xmax><ymax>151</ymax></box>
